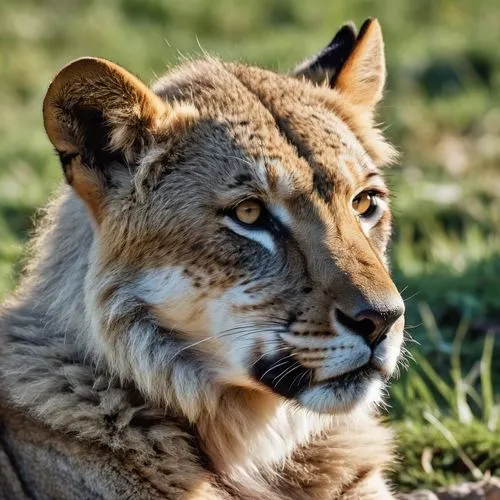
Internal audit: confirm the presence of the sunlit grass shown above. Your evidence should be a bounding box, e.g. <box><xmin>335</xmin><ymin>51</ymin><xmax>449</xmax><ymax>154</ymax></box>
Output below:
<box><xmin>391</xmin><ymin>307</ymin><xmax>499</xmax><ymax>491</ymax></box>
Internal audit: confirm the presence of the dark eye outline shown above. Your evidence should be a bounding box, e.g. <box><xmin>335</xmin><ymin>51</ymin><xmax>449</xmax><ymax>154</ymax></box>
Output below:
<box><xmin>352</xmin><ymin>191</ymin><xmax>379</xmax><ymax>218</ymax></box>
<box><xmin>227</xmin><ymin>199</ymin><xmax>271</xmax><ymax>229</ymax></box>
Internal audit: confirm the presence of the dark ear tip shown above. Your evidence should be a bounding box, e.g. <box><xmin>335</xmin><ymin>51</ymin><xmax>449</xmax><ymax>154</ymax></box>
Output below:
<box><xmin>328</xmin><ymin>22</ymin><xmax>357</xmax><ymax>48</ymax></box>
<box><xmin>343</xmin><ymin>21</ymin><xmax>357</xmax><ymax>36</ymax></box>
<box><xmin>358</xmin><ymin>18</ymin><xmax>379</xmax><ymax>38</ymax></box>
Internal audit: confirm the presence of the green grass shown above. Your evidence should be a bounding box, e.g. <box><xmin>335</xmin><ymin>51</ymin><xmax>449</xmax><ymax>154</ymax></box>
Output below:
<box><xmin>1</xmin><ymin>0</ymin><xmax>499</xmax><ymax>491</ymax></box>
<box><xmin>390</xmin><ymin>315</ymin><xmax>499</xmax><ymax>491</ymax></box>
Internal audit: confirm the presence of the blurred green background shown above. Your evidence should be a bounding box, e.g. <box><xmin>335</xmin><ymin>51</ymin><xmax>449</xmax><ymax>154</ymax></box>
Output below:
<box><xmin>0</xmin><ymin>0</ymin><xmax>499</xmax><ymax>491</ymax></box>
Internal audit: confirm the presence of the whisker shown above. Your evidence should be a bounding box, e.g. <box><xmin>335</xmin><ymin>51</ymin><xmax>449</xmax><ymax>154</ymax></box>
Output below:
<box><xmin>294</xmin><ymin>368</ymin><xmax>311</xmax><ymax>388</ymax></box>
<box><xmin>168</xmin><ymin>327</ymin><xmax>276</xmax><ymax>362</ymax></box>
<box><xmin>403</xmin><ymin>323</ymin><xmax>423</xmax><ymax>330</ymax></box>
<box><xmin>403</xmin><ymin>331</ymin><xmax>420</xmax><ymax>345</ymax></box>
<box><xmin>403</xmin><ymin>291</ymin><xmax>420</xmax><ymax>302</ymax></box>
<box><xmin>273</xmin><ymin>361</ymin><xmax>302</xmax><ymax>386</ymax></box>
<box><xmin>248</xmin><ymin>346</ymin><xmax>291</xmax><ymax>370</ymax></box>
<box><xmin>168</xmin><ymin>318</ymin><xmax>290</xmax><ymax>363</ymax></box>
<box><xmin>225</xmin><ymin>337</ymin><xmax>284</xmax><ymax>357</ymax></box>
<box><xmin>259</xmin><ymin>354</ymin><xmax>296</xmax><ymax>381</ymax></box>
<box><xmin>216</xmin><ymin>322</ymin><xmax>286</xmax><ymax>336</ymax></box>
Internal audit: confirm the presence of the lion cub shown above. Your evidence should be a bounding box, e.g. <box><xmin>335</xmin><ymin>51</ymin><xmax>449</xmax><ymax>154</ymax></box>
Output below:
<box><xmin>0</xmin><ymin>18</ymin><xmax>404</xmax><ymax>499</ymax></box>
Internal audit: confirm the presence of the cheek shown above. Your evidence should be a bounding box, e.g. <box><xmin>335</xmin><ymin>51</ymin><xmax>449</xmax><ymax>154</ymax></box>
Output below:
<box><xmin>152</xmin><ymin>300</ymin><xmax>207</xmax><ymax>334</ymax></box>
<box><xmin>136</xmin><ymin>266</ymin><xmax>259</xmax><ymax>379</ymax></box>
<box><xmin>136</xmin><ymin>265</ymin><xmax>257</xmax><ymax>336</ymax></box>
<box><xmin>135</xmin><ymin>262</ymin><xmax>286</xmax><ymax>373</ymax></box>
<box><xmin>206</xmin><ymin>287</ymin><xmax>260</xmax><ymax>343</ymax></box>
<box><xmin>204</xmin><ymin>285</ymin><xmax>287</xmax><ymax>371</ymax></box>
<box><xmin>137</xmin><ymin>266</ymin><xmax>212</xmax><ymax>334</ymax></box>
<box><xmin>366</xmin><ymin>210</ymin><xmax>392</xmax><ymax>254</ymax></box>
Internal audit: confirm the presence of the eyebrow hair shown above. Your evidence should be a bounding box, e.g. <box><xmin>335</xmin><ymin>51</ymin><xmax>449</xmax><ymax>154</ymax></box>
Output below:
<box><xmin>365</xmin><ymin>170</ymin><xmax>381</xmax><ymax>179</ymax></box>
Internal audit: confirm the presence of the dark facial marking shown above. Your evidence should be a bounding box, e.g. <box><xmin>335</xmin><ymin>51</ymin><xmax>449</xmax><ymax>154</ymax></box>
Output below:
<box><xmin>312</xmin><ymin>169</ymin><xmax>335</xmax><ymax>203</ymax></box>
<box><xmin>57</xmin><ymin>150</ymin><xmax>79</xmax><ymax>169</ymax></box>
<box><xmin>251</xmin><ymin>352</ymin><xmax>312</xmax><ymax>399</ymax></box>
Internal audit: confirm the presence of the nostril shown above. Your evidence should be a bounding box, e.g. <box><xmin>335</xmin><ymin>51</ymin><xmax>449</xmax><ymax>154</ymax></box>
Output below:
<box><xmin>356</xmin><ymin>317</ymin><xmax>378</xmax><ymax>337</ymax></box>
<box><xmin>335</xmin><ymin>308</ymin><xmax>377</xmax><ymax>337</ymax></box>
<box><xmin>357</xmin><ymin>306</ymin><xmax>404</xmax><ymax>333</ymax></box>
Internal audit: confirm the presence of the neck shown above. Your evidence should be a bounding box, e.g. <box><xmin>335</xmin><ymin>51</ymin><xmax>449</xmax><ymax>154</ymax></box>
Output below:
<box><xmin>197</xmin><ymin>387</ymin><xmax>331</xmax><ymax>483</ymax></box>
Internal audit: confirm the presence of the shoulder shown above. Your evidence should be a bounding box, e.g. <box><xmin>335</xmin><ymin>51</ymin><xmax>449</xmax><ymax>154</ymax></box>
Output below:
<box><xmin>0</xmin><ymin>402</ymin><xmax>224</xmax><ymax>500</ymax></box>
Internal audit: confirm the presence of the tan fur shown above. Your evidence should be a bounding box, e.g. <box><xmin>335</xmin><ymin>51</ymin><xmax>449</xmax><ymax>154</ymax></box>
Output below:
<box><xmin>1</xmin><ymin>19</ymin><xmax>403</xmax><ymax>499</ymax></box>
<box><xmin>335</xmin><ymin>19</ymin><xmax>387</xmax><ymax>108</ymax></box>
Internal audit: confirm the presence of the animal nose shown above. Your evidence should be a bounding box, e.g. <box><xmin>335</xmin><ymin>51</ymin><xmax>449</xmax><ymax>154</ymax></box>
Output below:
<box><xmin>334</xmin><ymin>299</ymin><xmax>404</xmax><ymax>348</ymax></box>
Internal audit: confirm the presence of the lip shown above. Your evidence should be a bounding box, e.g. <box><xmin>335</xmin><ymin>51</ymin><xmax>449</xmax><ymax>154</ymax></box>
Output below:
<box><xmin>369</xmin><ymin>357</ymin><xmax>391</xmax><ymax>379</ymax></box>
<box><xmin>311</xmin><ymin>363</ymin><xmax>377</xmax><ymax>388</ymax></box>
<box><xmin>312</xmin><ymin>352</ymin><xmax>392</xmax><ymax>385</ymax></box>
<box><xmin>251</xmin><ymin>341</ymin><xmax>390</xmax><ymax>401</ymax></box>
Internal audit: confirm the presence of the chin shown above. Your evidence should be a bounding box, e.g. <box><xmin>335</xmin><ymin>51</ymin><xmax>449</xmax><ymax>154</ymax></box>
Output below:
<box><xmin>295</xmin><ymin>369</ymin><xmax>385</xmax><ymax>414</ymax></box>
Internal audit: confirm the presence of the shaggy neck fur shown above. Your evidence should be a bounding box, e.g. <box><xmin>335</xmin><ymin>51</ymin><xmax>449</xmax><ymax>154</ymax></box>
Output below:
<box><xmin>0</xmin><ymin>189</ymin><xmax>332</xmax><ymax>484</ymax></box>
<box><xmin>197</xmin><ymin>389</ymin><xmax>331</xmax><ymax>484</ymax></box>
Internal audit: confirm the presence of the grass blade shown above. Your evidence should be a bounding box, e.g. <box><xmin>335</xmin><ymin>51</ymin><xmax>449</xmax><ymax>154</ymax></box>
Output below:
<box><xmin>412</xmin><ymin>351</ymin><xmax>454</xmax><ymax>407</ymax></box>
<box><xmin>480</xmin><ymin>331</ymin><xmax>495</xmax><ymax>430</ymax></box>
<box><xmin>423</xmin><ymin>411</ymin><xmax>483</xmax><ymax>480</ymax></box>
<box><xmin>451</xmin><ymin>318</ymin><xmax>472</xmax><ymax>424</ymax></box>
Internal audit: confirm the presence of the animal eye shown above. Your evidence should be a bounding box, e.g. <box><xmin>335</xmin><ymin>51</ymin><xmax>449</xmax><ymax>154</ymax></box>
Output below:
<box><xmin>235</xmin><ymin>199</ymin><xmax>262</xmax><ymax>225</ymax></box>
<box><xmin>352</xmin><ymin>192</ymin><xmax>377</xmax><ymax>217</ymax></box>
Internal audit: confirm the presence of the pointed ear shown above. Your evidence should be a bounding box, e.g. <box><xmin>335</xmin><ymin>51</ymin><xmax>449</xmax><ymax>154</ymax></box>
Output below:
<box><xmin>290</xmin><ymin>23</ymin><xmax>357</xmax><ymax>86</ymax></box>
<box><xmin>335</xmin><ymin>18</ymin><xmax>386</xmax><ymax>109</ymax></box>
<box><xmin>43</xmin><ymin>57</ymin><xmax>168</xmax><ymax>221</ymax></box>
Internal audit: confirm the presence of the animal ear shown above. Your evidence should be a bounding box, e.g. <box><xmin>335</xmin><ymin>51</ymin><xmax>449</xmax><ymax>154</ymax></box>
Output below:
<box><xmin>290</xmin><ymin>22</ymin><xmax>357</xmax><ymax>86</ymax></box>
<box><xmin>291</xmin><ymin>18</ymin><xmax>386</xmax><ymax>112</ymax></box>
<box><xmin>334</xmin><ymin>18</ymin><xmax>386</xmax><ymax>109</ymax></box>
<box><xmin>43</xmin><ymin>57</ymin><xmax>168</xmax><ymax>221</ymax></box>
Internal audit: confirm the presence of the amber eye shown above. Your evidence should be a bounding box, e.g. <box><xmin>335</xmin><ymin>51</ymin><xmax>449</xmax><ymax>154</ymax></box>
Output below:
<box><xmin>235</xmin><ymin>200</ymin><xmax>262</xmax><ymax>225</ymax></box>
<box><xmin>352</xmin><ymin>192</ymin><xmax>377</xmax><ymax>217</ymax></box>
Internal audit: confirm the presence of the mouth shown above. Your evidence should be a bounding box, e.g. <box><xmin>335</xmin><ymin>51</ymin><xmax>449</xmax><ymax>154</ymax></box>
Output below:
<box><xmin>251</xmin><ymin>351</ymin><xmax>384</xmax><ymax>413</ymax></box>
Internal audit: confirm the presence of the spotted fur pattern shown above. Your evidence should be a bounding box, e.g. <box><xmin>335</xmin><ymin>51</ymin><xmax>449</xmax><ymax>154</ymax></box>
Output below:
<box><xmin>0</xmin><ymin>19</ymin><xmax>403</xmax><ymax>499</ymax></box>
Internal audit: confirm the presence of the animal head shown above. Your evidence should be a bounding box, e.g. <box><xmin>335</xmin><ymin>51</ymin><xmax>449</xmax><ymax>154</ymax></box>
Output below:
<box><xmin>43</xmin><ymin>19</ymin><xmax>404</xmax><ymax>418</ymax></box>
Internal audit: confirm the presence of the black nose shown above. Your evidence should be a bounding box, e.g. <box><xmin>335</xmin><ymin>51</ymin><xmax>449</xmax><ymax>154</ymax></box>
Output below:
<box><xmin>335</xmin><ymin>302</ymin><xmax>404</xmax><ymax>347</ymax></box>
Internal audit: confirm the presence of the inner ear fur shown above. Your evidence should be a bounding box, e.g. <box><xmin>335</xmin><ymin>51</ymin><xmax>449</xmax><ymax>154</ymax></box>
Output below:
<box><xmin>334</xmin><ymin>18</ymin><xmax>386</xmax><ymax>108</ymax></box>
<box><xmin>43</xmin><ymin>57</ymin><xmax>168</xmax><ymax>220</ymax></box>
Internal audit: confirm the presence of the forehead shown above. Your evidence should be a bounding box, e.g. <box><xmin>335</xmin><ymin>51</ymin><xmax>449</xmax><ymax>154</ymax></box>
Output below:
<box><xmin>153</xmin><ymin>60</ymin><xmax>379</xmax><ymax>199</ymax></box>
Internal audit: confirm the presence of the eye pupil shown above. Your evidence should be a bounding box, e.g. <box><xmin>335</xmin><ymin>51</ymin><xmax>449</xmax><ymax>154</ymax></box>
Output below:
<box><xmin>353</xmin><ymin>192</ymin><xmax>375</xmax><ymax>216</ymax></box>
<box><xmin>235</xmin><ymin>200</ymin><xmax>262</xmax><ymax>224</ymax></box>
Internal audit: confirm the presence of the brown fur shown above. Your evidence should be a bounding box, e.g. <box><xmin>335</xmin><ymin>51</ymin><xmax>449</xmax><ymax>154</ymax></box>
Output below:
<box><xmin>1</xmin><ymin>19</ymin><xmax>402</xmax><ymax>499</ymax></box>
